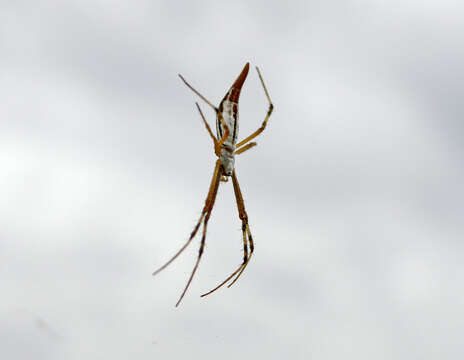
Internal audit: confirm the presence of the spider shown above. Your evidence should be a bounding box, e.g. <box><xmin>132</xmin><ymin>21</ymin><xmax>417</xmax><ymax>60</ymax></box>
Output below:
<box><xmin>153</xmin><ymin>63</ymin><xmax>273</xmax><ymax>306</ymax></box>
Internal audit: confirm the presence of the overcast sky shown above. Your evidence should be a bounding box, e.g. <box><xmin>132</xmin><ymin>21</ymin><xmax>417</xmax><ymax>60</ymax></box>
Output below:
<box><xmin>1</xmin><ymin>1</ymin><xmax>463</xmax><ymax>359</ymax></box>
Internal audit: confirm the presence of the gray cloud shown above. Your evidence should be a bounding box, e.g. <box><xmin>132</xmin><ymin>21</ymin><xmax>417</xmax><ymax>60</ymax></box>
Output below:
<box><xmin>1</xmin><ymin>1</ymin><xmax>463</xmax><ymax>359</ymax></box>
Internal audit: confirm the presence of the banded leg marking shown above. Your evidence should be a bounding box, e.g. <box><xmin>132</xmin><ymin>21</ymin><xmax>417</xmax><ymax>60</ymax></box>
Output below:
<box><xmin>235</xmin><ymin>66</ymin><xmax>273</xmax><ymax>149</ymax></box>
<box><xmin>153</xmin><ymin>160</ymin><xmax>223</xmax><ymax>307</ymax></box>
<box><xmin>200</xmin><ymin>169</ymin><xmax>254</xmax><ymax>297</ymax></box>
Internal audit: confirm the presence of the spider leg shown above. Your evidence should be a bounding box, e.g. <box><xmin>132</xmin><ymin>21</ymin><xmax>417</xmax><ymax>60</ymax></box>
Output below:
<box><xmin>153</xmin><ymin>160</ymin><xmax>222</xmax><ymax>306</ymax></box>
<box><xmin>179</xmin><ymin>71</ymin><xmax>234</xmax><ymax>156</ymax></box>
<box><xmin>200</xmin><ymin>222</ymin><xmax>248</xmax><ymax>297</ymax></box>
<box><xmin>216</xmin><ymin>112</ymin><xmax>230</xmax><ymax>152</ymax></box>
<box><xmin>176</xmin><ymin>204</ymin><xmax>216</xmax><ymax>307</ymax></box>
<box><xmin>235</xmin><ymin>142</ymin><xmax>257</xmax><ymax>155</ymax></box>
<box><xmin>227</xmin><ymin>170</ymin><xmax>254</xmax><ymax>287</ymax></box>
<box><xmin>200</xmin><ymin>169</ymin><xmax>254</xmax><ymax>297</ymax></box>
<box><xmin>195</xmin><ymin>102</ymin><xmax>218</xmax><ymax>147</ymax></box>
<box><xmin>195</xmin><ymin>104</ymin><xmax>230</xmax><ymax>157</ymax></box>
<box><xmin>151</xmin><ymin>211</ymin><xmax>205</xmax><ymax>277</ymax></box>
<box><xmin>227</xmin><ymin>223</ymin><xmax>253</xmax><ymax>287</ymax></box>
<box><xmin>235</xmin><ymin>66</ymin><xmax>273</xmax><ymax>150</ymax></box>
<box><xmin>179</xmin><ymin>74</ymin><xmax>218</xmax><ymax>112</ymax></box>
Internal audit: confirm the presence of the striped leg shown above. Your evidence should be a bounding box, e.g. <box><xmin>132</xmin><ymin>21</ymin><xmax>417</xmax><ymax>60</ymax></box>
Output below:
<box><xmin>179</xmin><ymin>73</ymin><xmax>232</xmax><ymax>156</ymax></box>
<box><xmin>196</xmin><ymin>102</ymin><xmax>218</xmax><ymax>146</ymax></box>
<box><xmin>235</xmin><ymin>142</ymin><xmax>257</xmax><ymax>155</ymax></box>
<box><xmin>235</xmin><ymin>66</ymin><xmax>273</xmax><ymax>150</ymax></box>
<box><xmin>153</xmin><ymin>160</ymin><xmax>223</xmax><ymax>307</ymax></box>
<box><xmin>196</xmin><ymin>103</ymin><xmax>230</xmax><ymax>157</ymax></box>
<box><xmin>179</xmin><ymin>74</ymin><xmax>217</xmax><ymax>111</ymax></box>
<box><xmin>200</xmin><ymin>169</ymin><xmax>254</xmax><ymax>297</ymax></box>
<box><xmin>175</xmin><ymin>205</ymin><xmax>214</xmax><ymax>307</ymax></box>
<box><xmin>227</xmin><ymin>170</ymin><xmax>254</xmax><ymax>287</ymax></box>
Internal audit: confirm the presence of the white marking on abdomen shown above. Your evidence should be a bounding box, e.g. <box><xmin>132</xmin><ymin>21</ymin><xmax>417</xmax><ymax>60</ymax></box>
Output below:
<box><xmin>216</xmin><ymin>99</ymin><xmax>239</xmax><ymax>147</ymax></box>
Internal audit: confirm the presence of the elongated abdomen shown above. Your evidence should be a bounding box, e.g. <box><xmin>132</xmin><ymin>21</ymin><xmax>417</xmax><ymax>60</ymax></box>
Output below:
<box><xmin>216</xmin><ymin>63</ymin><xmax>250</xmax><ymax>147</ymax></box>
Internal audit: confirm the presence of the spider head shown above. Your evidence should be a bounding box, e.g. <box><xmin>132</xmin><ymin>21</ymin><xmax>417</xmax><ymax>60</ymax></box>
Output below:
<box><xmin>220</xmin><ymin>146</ymin><xmax>235</xmax><ymax>176</ymax></box>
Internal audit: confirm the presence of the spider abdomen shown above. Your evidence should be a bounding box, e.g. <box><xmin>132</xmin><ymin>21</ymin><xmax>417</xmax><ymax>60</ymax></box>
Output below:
<box><xmin>217</xmin><ymin>99</ymin><xmax>239</xmax><ymax>146</ymax></box>
<box><xmin>216</xmin><ymin>62</ymin><xmax>249</xmax><ymax>148</ymax></box>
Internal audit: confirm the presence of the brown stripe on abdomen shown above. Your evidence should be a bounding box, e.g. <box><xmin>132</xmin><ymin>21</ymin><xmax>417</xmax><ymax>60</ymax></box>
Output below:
<box><xmin>216</xmin><ymin>63</ymin><xmax>249</xmax><ymax>144</ymax></box>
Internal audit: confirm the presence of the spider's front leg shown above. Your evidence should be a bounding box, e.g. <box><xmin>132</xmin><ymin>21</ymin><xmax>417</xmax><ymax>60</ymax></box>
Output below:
<box><xmin>173</xmin><ymin>159</ymin><xmax>223</xmax><ymax>306</ymax></box>
<box><xmin>153</xmin><ymin>159</ymin><xmax>223</xmax><ymax>307</ymax></box>
<box><xmin>201</xmin><ymin>169</ymin><xmax>254</xmax><ymax>297</ymax></box>
<box><xmin>227</xmin><ymin>169</ymin><xmax>254</xmax><ymax>287</ymax></box>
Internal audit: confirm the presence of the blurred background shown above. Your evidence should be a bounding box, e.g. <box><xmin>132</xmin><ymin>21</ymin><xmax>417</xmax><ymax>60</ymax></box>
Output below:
<box><xmin>1</xmin><ymin>1</ymin><xmax>463</xmax><ymax>359</ymax></box>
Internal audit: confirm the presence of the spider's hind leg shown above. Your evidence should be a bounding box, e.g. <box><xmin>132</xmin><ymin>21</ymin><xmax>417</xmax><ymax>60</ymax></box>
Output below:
<box><xmin>196</xmin><ymin>103</ymin><xmax>230</xmax><ymax>157</ymax></box>
<box><xmin>235</xmin><ymin>66</ymin><xmax>273</xmax><ymax>150</ymax></box>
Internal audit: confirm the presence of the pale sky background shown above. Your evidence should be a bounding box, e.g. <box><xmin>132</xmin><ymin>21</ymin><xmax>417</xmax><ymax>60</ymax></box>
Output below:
<box><xmin>1</xmin><ymin>1</ymin><xmax>463</xmax><ymax>359</ymax></box>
